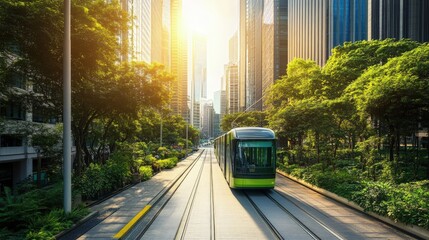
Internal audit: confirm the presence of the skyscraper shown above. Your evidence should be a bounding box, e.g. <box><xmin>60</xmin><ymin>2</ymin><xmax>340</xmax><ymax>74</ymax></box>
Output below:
<box><xmin>170</xmin><ymin>0</ymin><xmax>188</xmax><ymax>119</ymax></box>
<box><xmin>121</xmin><ymin>0</ymin><xmax>171</xmax><ymax>66</ymax></box>
<box><xmin>288</xmin><ymin>0</ymin><xmax>429</xmax><ymax>66</ymax></box>
<box><xmin>288</xmin><ymin>0</ymin><xmax>330</xmax><ymax>66</ymax></box>
<box><xmin>121</xmin><ymin>0</ymin><xmax>151</xmax><ymax>62</ymax></box>
<box><xmin>151</xmin><ymin>0</ymin><xmax>163</xmax><ymax>63</ymax></box>
<box><xmin>225</xmin><ymin>64</ymin><xmax>239</xmax><ymax>114</ymax></box>
<box><xmin>190</xmin><ymin>34</ymin><xmax>207</xmax><ymax>129</ymax></box>
<box><xmin>368</xmin><ymin>0</ymin><xmax>429</xmax><ymax>42</ymax></box>
<box><xmin>229</xmin><ymin>31</ymin><xmax>239</xmax><ymax>64</ymax></box>
<box><xmin>239</xmin><ymin>0</ymin><xmax>263</xmax><ymax>111</ymax></box>
<box><xmin>239</xmin><ymin>0</ymin><xmax>285</xmax><ymax>111</ymax></box>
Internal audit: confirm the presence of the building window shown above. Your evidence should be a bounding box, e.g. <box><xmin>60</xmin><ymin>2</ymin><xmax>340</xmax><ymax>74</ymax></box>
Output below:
<box><xmin>0</xmin><ymin>134</ymin><xmax>24</xmax><ymax>147</ymax></box>
<box><xmin>0</xmin><ymin>102</ymin><xmax>26</xmax><ymax>120</ymax></box>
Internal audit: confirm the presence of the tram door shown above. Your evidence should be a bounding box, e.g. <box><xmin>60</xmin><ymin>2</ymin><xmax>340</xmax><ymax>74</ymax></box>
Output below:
<box><xmin>225</xmin><ymin>134</ymin><xmax>232</xmax><ymax>184</ymax></box>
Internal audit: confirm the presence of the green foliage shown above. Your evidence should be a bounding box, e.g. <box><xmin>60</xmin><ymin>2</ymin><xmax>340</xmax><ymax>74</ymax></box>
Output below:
<box><xmin>156</xmin><ymin>157</ymin><xmax>179</xmax><ymax>169</ymax></box>
<box><xmin>74</xmin><ymin>155</ymin><xmax>129</xmax><ymax>200</ymax></box>
<box><xmin>139</xmin><ymin>166</ymin><xmax>153</xmax><ymax>181</ymax></box>
<box><xmin>323</xmin><ymin>39</ymin><xmax>420</xmax><ymax>98</ymax></box>
<box><xmin>353</xmin><ymin>181</ymin><xmax>429</xmax><ymax>229</ymax></box>
<box><xmin>0</xmin><ymin>183</ymin><xmax>89</xmax><ymax>238</ymax></box>
<box><xmin>25</xmin><ymin>207</ymin><xmax>89</xmax><ymax>239</ymax></box>
<box><xmin>74</xmin><ymin>163</ymin><xmax>105</xmax><ymax>200</ymax></box>
<box><xmin>221</xmin><ymin>111</ymin><xmax>267</xmax><ymax>132</ymax></box>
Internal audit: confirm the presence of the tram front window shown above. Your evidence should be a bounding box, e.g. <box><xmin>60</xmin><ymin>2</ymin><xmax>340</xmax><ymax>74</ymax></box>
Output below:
<box><xmin>235</xmin><ymin>141</ymin><xmax>275</xmax><ymax>174</ymax></box>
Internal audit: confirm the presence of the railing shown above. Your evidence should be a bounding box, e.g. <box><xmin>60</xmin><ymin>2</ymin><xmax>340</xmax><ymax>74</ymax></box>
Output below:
<box><xmin>0</xmin><ymin>146</ymin><xmax>37</xmax><ymax>161</ymax></box>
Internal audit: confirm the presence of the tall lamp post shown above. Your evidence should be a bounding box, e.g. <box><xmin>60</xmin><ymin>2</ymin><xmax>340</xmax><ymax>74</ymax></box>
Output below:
<box><xmin>186</xmin><ymin>107</ymin><xmax>189</xmax><ymax>156</ymax></box>
<box><xmin>63</xmin><ymin>0</ymin><xmax>72</xmax><ymax>213</ymax></box>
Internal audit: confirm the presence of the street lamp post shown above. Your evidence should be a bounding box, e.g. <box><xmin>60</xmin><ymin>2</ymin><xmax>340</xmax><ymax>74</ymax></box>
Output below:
<box><xmin>186</xmin><ymin>108</ymin><xmax>189</xmax><ymax>156</ymax></box>
<box><xmin>63</xmin><ymin>0</ymin><xmax>72</xmax><ymax>213</ymax></box>
<box><xmin>160</xmin><ymin>117</ymin><xmax>163</xmax><ymax>147</ymax></box>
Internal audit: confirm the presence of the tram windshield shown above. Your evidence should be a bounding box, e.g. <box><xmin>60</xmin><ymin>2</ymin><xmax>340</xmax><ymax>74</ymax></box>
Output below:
<box><xmin>235</xmin><ymin>140</ymin><xmax>275</xmax><ymax>174</ymax></box>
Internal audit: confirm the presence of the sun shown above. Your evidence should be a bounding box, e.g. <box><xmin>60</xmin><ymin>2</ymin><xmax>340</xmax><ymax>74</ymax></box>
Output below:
<box><xmin>182</xmin><ymin>0</ymin><xmax>212</xmax><ymax>35</ymax></box>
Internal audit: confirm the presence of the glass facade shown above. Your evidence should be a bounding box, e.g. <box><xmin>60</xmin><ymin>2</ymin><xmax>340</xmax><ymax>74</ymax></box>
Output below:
<box><xmin>226</xmin><ymin>64</ymin><xmax>239</xmax><ymax>114</ymax></box>
<box><xmin>288</xmin><ymin>0</ymin><xmax>329</xmax><ymax>66</ymax></box>
<box><xmin>239</xmin><ymin>0</ymin><xmax>263</xmax><ymax>111</ymax></box>
<box><xmin>190</xmin><ymin>34</ymin><xmax>207</xmax><ymax>129</ymax></box>
<box><xmin>369</xmin><ymin>0</ymin><xmax>429</xmax><ymax>42</ymax></box>
<box><xmin>262</xmin><ymin>0</ymin><xmax>275</xmax><ymax>110</ymax></box>
<box><xmin>278</xmin><ymin>0</ymin><xmax>288</xmax><ymax>78</ymax></box>
<box><xmin>331</xmin><ymin>0</ymin><xmax>367</xmax><ymax>49</ymax></box>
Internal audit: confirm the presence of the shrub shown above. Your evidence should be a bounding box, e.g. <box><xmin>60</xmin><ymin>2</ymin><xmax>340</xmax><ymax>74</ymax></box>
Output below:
<box><xmin>104</xmin><ymin>154</ymin><xmax>130</xmax><ymax>189</ymax></box>
<box><xmin>25</xmin><ymin>207</ymin><xmax>89</xmax><ymax>239</ymax></box>
<box><xmin>352</xmin><ymin>180</ymin><xmax>429</xmax><ymax>229</ymax></box>
<box><xmin>352</xmin><ymin>181</ymin><xmax>394</xmax><ymax>217</ymax></box>
<box><xmin>74</xmin><ymin>163</ymin><xmax>105</xmax><ymax>200</ymax></box>
<box><xmin>144</xmin><ymin>154</ymin><xmax>157</xmax><ymax>166</ymax></box>
<box><xmin>0</xmin><ymin>183</ymin><xmax>89</xmax><ymax>238</ymax></box>
<box><xmin>139</xmin><ymin>166</ymin><xmax>153</xmax><ymax>181</ymax></box>
<box><xmin>156</xmin><ymin>157</ymin><xmax>179</xmax><ymax>169</ymax></box>
<box><xmin>386</xmin><ymin>181</ymin><xmax>429</xmax><ymax>229</ymax></box>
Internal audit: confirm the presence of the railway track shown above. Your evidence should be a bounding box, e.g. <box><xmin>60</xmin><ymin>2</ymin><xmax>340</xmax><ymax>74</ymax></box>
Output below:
<box><xmin>244</xmin><ymin>189</ymin><xmax>344</xmax><ymax>240</ymax></box>
<box><xmin>115</xmin><ymin>148</ymin><xmax>417</xmax><ymax>240</ymax></box>
<box><xmin>123</xmin><ymin>149</ymin><xmax>206</xmax><ymax>239</ymax></box>
<box><xmin>175</xmin><ymin>150</ymin><xmax>215</xmax><ymax>239</ymax></box>
<box><xmin>124</xmin><ymin>149</ymin><xmax>217</xmax><ymax>239</ymax></box>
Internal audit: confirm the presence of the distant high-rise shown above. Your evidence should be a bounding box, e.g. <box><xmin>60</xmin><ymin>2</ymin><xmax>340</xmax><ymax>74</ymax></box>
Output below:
<box><xmin>225</xmin><ymin>64</ymin><xmax>239</xmax><ymax>114</ymax></box>
<box><xmin>262</xmin><ymin>0</ymin><xmax>286</xmax><ymax>110</ymax></box>
<box><xmin>239</xmin><ymin>0</ymin><xmax>263</xmax><ymax>111</ymax></box>
<box><xmin>239</xmin><ymin>0</ymin><xmax>285</xmax><ymax>111</ymax></box>
<box><xmin>190</xmin><ymin>34</ymin><xmax>207</xmax><ymax>129</ymax></box>
<box><xmin>229</xmin><ymin>31</ymin><xmax>239</xmax><ymax>64</ymax></box>
<box><xmin>151</xmin><ymin>0</ymin><xmax>163</xmax><ymax>63</ymax></box>
<box><xmin>170</xmin><ymin>0</ymin><xmax>188</xmax><ymax>119</ymax></box>
<box><xmin>213</xmin><ymin>90</ymin><xmax>226</xmax><ymax>134</ymax></box>
<box><xmin>162</xmin><ymin>0</ymin><xmax>171</xmax><ymax>69</ymax></box>
<box><xmin>121</xmin><ymin>0</ymin><xmax>151</xmax><ymax>62</ymax></box>
<box><xmin>201</xmin><ymin>102</ymin><xmax>214</xmax><ymax>139</ymax></box>
<box><xmin>120</xmin><ymin>0</ymin><xmax>171</xmax><ymax>66</ymax></box>
<box><xmin>121</xmin><ymin>0</ymin><xmax>188</xmax><ymax>119</ymax></box>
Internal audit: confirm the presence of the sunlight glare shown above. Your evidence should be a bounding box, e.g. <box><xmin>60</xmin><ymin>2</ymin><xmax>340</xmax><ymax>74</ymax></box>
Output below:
<box><xmin>183</xmin><ymin>1</ymin><xmax>212</xmax><ymax>35</ymax></box>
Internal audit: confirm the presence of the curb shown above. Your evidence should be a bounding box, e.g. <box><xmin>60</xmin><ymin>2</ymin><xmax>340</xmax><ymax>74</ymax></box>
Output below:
<box><xmin>276</xmin><ymin>170</ymin><xmax>429</xmax><ymax>240</ymax></box>
<box><xmin>55</xmin><ymin>211</ymin><xmax>98</xmax><ymax>239</ymax></box>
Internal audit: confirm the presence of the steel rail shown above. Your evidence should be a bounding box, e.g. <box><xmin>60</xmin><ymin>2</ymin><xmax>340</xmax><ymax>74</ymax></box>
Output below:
<box><xmin>263</xmin><ymin>191</ymin><xmax>321</xmax><ymax>240</ymax></box>
<box><xmin>124</xmin><ymin>150</ymin><xmax>206</xmax><ymax>239</ymax></box>
<box><xmin>175</xmin><ymin>150</ymin><xmax>208</xmax><ymax>239</ymax></box>
<box><xmin>243</xmin><ymin>191</ymin><xmax>283</xmax><ymax>240</ymax></box>
<box><xmin>209</xmin><ymin>150</ymin><xmax>216</xmax><ymax>240</ymax></box>
<box><xmin>270</xmin><ymin>189</ymin><xmax>345</xmax><ymax>240</ymax></box>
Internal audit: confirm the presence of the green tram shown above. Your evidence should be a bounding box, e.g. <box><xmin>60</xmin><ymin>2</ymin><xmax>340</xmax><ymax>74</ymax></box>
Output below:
<box><xmin>214</xmin><ymin>127</ymin><xmax>276</xmax><ymax>189</ymax></box>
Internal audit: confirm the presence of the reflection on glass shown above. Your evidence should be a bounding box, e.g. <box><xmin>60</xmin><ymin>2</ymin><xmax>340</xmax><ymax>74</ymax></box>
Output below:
<box><xmin>235</xmin><ymin>141</ymin><xmax>275</xmax><ymax>174</ymax></box>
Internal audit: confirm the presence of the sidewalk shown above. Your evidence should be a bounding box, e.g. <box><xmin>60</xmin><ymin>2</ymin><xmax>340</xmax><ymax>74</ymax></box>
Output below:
<box><xmin>59</xmin><ymin>150</ymin><xmax>202</xmax><ymax>240</ymax></box>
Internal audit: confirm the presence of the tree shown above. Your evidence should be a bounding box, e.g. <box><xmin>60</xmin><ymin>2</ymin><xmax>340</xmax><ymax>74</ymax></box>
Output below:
<box><xmin>356</xmin><ymin>44</ymin><xmax>429</xmax><ymax>178</ymax></box>
<box><xmin>323</xmin><ymin>39</ymin><xmax>420</xmax><ymax>99</ymax></box>
<box><xmin>31</xmin><ymin>125</ymin><xmax>62</xmax><ymax>187</ymax></box>
<box><xmin>266</xmin><ymin>58</ymin><xmax>323</xmax><ymax>148</ymax></box>
<box><xmin>221</xmin><ymin>111</ymin><xmax>268</xmax><ymax>132</ymax></box>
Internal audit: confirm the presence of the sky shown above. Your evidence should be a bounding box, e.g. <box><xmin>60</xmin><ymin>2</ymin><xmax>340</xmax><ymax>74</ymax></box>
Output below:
<box><xmin>182</xmin><ymin>0</ymin><xmax>239</xmax><ymax>100</ymax></box>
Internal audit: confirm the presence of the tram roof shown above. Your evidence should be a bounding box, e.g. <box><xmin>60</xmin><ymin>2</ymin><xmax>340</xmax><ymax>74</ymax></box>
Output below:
<box><xmin>230</xmin><ymin>127</ymin><xmax>275</xmax><ymax>139</ymax></box>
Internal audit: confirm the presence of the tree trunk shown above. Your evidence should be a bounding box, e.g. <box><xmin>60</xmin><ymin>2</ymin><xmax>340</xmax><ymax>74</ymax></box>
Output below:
<box><xmin>316</xmin><ymin>131</ymin><xmax>320</xmax><ymax>164</ymax></box>
<box><xmin>389</xmin><ymin>125</ymin><xmax>395</xmax><ymax>162</ymax></box>
<box><xmin>37</xmin><ymin>152</ymin><xmax>41</xmax><ymax>188</ymax></box>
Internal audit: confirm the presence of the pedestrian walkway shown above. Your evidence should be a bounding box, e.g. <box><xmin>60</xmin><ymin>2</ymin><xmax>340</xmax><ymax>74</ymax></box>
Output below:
<box><xmin>59</xmin><ymin>150</ymin><xmax>203</xmax><ymax>240</ymax></box>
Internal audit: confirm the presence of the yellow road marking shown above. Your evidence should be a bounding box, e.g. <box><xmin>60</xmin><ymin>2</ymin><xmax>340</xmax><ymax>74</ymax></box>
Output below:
<box><xmin>113</xmin><ymin>205</ymin><xmax>152</xmax><ymax>239</ymax></box>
